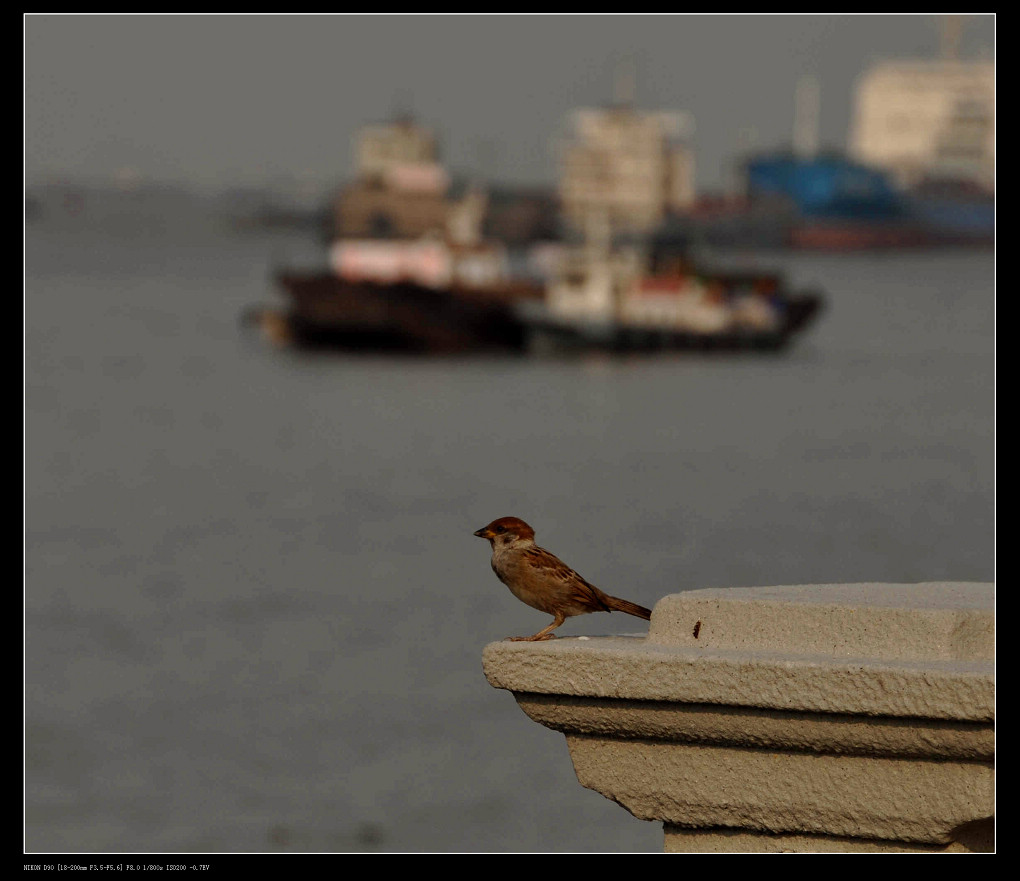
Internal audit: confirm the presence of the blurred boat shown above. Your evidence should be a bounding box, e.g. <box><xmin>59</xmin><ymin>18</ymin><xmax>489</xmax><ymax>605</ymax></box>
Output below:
<box><xmin>244</xmin><ymin>180</ymin><xmax>549</xmax><ymax>354</ymax></box>
<box><xmin>518</xmin><ymin>281</ymin><xmax>823</xmax><ymax>354</ymax></box>
<box><xmin>244</xmin><ymin>126</ymin><xmax>832</xmax><ymax>355</ymax></box>
<box><xmin>246</xmin><ymin>270</ymin><xmax>542</xmax><ymax>354</ymax></box>
<box><xmin>248</xmin><ymin>226</ymin><xmax>824</xmax><ymax>356</ymax></box>
<box><xmin>246</xmin><ymin>264</ymin><xmax>823</xmax><ymax>356</ymax></box>
<box><xmin>516</xmin><ymin>238</ymin><xmax>824</xmax><ymax>354</ymax></box>
<box><xmin>693</xmin><ymin>152</ymin><xmax>996</xmax><ymax>252</ymax></box>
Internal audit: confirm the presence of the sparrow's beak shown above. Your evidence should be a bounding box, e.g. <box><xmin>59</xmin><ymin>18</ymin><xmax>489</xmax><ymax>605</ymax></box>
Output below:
<box><xmin>473</xmin><ymin>527</ymin><xmax>492</xmax><ymax>539</ymax></box>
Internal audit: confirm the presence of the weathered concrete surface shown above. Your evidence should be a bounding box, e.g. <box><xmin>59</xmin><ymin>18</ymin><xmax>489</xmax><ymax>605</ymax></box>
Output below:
<box><xmin>513</xmin><ymin>694</ymin><xmax>992</xmax><ymax>759</ymax></box>
<box><xmin>564</xmin><ymin>735</ymin><xmax>992</xmax><ymax>845</ymax></box>
<box><xmin>663</xmin><ymin>820</ymin><xmax>995</xmax><ymax>853</ymax></box>
<box><xmin>647</xmin><ymin>582</ymin><xmax>993</xmax><ymax>662</ymax></box>
<box><xmin>482</xmin><ymin>583</ymin><xmax>994</xmax><ymax>852</ymax></box>
<box><xmin>484</xmin><ymin>637</ymin><xmax>992</xmax><ymax>721</ymax></box>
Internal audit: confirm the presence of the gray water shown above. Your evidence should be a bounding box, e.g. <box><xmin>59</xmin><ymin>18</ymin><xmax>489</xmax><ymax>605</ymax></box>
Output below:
<box><xmin>25</xmin><ymin>190</ymin><xmax>995</xmax><ymax>853</ymax></box>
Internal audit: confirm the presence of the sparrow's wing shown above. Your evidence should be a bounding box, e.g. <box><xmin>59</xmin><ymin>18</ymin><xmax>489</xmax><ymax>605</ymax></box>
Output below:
<box><xmin>523</xmin><ymin>546</ymin><xmax>613</xmax><ymax>612</ymax></box>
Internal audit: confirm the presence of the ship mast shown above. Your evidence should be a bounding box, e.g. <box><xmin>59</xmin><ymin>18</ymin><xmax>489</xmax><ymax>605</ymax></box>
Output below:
<box><xmin>941</xmin><ymin>14</ymin><xmax>963</xmax><ymax>61</ymax></box>
<box><xmin>793</xmin><ymin>75</ymin><xmax>820</xmax><ymax>160</ymax></box>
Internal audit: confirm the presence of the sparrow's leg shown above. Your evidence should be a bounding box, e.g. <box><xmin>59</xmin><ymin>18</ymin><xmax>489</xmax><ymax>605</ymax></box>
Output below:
<box><xmin>507</xmin><ymin>614</ymin><xmax>566</xmax><ymax>642</ymax></box>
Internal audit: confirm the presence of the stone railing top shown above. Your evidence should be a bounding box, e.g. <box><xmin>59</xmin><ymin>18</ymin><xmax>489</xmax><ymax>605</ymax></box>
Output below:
<box><xmin>647</xmin><ymin>582</ymin><xmax>993</xmax><ymax>662</ymax></box>
<box><xmin>482</xmin><ymin>583</ymin><xmax>994</xmax><ymax>721</ymax></box>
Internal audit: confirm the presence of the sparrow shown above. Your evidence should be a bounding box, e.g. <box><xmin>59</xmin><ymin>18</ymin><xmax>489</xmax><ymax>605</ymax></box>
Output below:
<box><xmin>472</xmin><ymin>516</ymin><xmax>652</xmax><ymax>641</ymax></box>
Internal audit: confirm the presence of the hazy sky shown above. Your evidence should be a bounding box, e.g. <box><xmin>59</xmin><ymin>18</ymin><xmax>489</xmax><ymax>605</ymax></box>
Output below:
<box><xmin>25</xmin><ymin>14</ymin><xmax>995</xmax><ymax>194</ymax></box>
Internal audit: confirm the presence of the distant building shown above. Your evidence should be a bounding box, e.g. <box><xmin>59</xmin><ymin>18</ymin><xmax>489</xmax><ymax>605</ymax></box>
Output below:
<box><xmin>558</xmin><ymin>105</ymin><xmax>696</xmax><ymax>236</ymax></box>
<box><xmin>329</xmin><ymin>117</ymin><xmax>525</xmax><ymax>290</ymax></box>
<box><xmin>355</xmin><ymin>117</ymin><xmax>441</xmax><ymax>183</ymax></box>
<box><xmin>335</xmin><ymin>180</ymin><xmax>452</xmax><ymax>240</ymax></box>
<box><xmin>849</xmin><ymin>60</ymin><xmax>994</xmax><ymax>192</ymax></box>
<box><xmin>335</xmin><ymin>117</ymin><xmax>454</xmax><ymax>239</ymax></box>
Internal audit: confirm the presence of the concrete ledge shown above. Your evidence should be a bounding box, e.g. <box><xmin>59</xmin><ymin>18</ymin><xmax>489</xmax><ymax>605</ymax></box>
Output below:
<box><xmin>485</xmin><ymin>637</ymin><xmax>992</xmax><ymax>721</ymax></box>
<box><xmin>482</xmin><ymin>583</ymin><xmax>994</xmax><ymax>852</ymax></box>
<box><xmin>512</xmin><ymin>693</ymin><xmax>992</xmax><ymax>759</ymax></box>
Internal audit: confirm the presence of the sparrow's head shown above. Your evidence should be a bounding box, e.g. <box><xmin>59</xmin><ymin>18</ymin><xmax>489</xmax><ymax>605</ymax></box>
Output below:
<box><xmin>473</xmin><ymin>516</ymin><xmax>536</xmax><ymax>549</ymax></box>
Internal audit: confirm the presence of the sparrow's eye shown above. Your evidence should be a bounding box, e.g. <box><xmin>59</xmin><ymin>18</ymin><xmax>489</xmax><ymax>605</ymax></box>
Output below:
<box><xmin>494</xmin><ymin>524</ymin><xmax>506</xmax><ymax>534</ymax></box>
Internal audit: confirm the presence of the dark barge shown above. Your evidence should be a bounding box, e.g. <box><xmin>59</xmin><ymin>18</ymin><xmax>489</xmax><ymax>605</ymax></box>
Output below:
<box><xmin>243</xmin><ymin>268</ymin><xmax>823</xmax><ymax>356</ymax></box>
<box><xmin>244</xmin><ymin>271</ymin><xmax>543</xmax><ymax>354</ymax></box>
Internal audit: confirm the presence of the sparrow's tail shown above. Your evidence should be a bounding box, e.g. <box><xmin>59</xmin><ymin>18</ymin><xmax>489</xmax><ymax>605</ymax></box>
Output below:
<box><xmin>604</xmin><ymin>594</ymin><xmax>652</xmax><ymax>620</ymax></box>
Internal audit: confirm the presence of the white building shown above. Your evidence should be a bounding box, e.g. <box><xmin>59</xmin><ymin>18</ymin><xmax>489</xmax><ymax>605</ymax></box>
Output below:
<box><xmin>558</xmin><ymin>105</ymin><xmax>696</xmax><ymax>235</ymax></box>
<box><xmin>849</xmin><ymin>60</ymin><xmax>994</xmax><ymax>191</ymax></box>
<box><xmin>355</xmin><ymin>117</ymin><xmax>442</xmax><ymax>184</ymax></box>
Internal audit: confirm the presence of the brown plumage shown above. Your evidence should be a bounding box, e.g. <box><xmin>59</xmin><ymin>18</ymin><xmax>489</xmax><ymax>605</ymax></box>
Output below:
<box><xmin>472</xmin><ymin>516</ymin><xmax>652</xmax><ymax>641</ymax></box>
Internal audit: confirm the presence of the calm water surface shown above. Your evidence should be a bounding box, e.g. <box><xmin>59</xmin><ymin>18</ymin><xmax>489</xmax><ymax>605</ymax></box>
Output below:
<box><xmin>25</xmin><ymin>191</ymin><xmax>994</xmax><ymax>852</ymax></box>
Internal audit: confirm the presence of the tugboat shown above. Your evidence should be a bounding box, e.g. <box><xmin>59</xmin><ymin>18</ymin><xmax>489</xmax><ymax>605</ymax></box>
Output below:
<box><xmin>245</xmin><ymin>192</ymin><xmax>545</xmax><ymax>354</ymax></box>
<box><xmin>243</xmin><ymin>114</ymin><xmax>823</xmax><ymax>356</ymax></box>
<box><xmin>245</xmin><ymin>226</ymin><xmax>823</xmax><ymax>356</ymax></box>
<box><xmin>516</xmin><ymin>216</ymin><xmax>824</xmax><ymax>354</ymax></box>
<box><xmin>243</xmin><ymin>113</ymin><xmax>551</xmax><ymax>355</ymax></box>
